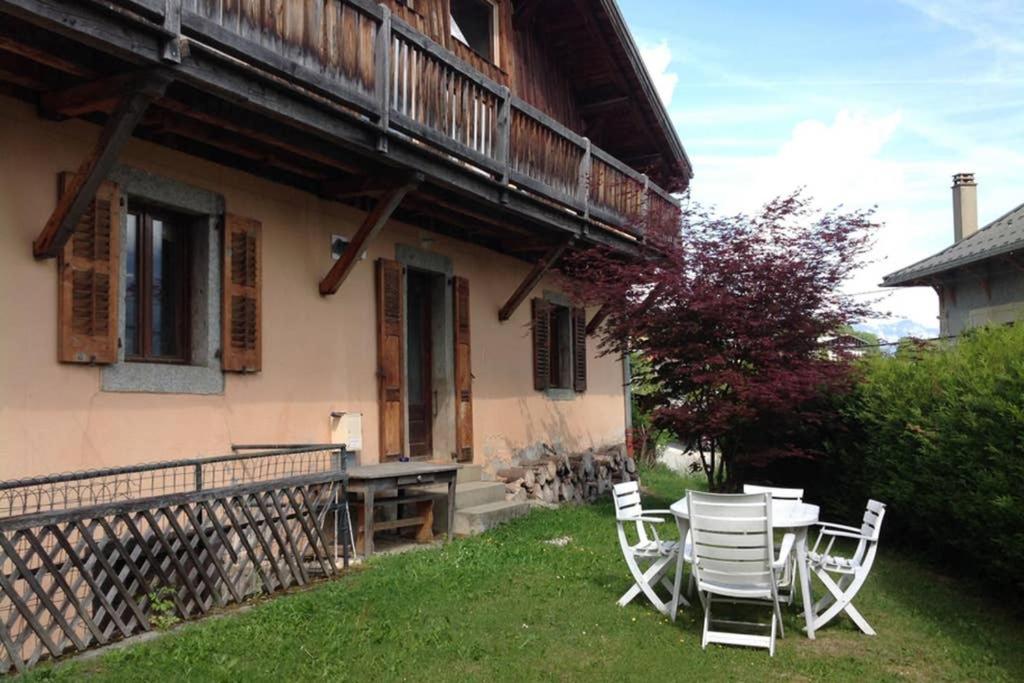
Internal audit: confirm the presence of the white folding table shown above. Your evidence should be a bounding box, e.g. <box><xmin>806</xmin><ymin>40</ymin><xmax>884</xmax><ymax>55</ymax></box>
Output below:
<box><xmin>669</xmin><ymin>497</ymin><xmax>822</xmax><ymax>639</ymax></box>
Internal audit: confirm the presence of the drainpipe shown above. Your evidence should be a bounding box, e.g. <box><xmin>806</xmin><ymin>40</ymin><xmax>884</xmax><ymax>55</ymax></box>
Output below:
<box><xmin>622</xmin><ymin>353</ymin><xmax>634</xmax><ymax>457</ymax></box>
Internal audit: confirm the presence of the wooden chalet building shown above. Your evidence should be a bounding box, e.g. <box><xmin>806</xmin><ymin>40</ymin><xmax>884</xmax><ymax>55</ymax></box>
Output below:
<box><xmin>0</xmin><ymin>0</ymin><xmax>691</xmax><ymax>478</ymax></box>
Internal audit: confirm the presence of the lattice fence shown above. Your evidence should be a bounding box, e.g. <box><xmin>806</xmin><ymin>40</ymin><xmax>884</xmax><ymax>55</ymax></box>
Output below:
<box><xmin>0</xmin><ymin>448</ymin><xmax>349</xmax><ymax>673</ymax></box>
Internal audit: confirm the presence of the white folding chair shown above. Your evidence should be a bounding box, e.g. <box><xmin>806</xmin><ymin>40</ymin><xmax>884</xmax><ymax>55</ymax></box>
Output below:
<box><xmin>612</xmin><ymin>481</ymin><xmax>690</xmax><ymax>616</ymax></box>
<box><xmin>743</xmin><ymin>484</ymin><xmax>804</xmax><ymax>604</ymax></box>
<box><xmin>807</xmin><ymin>499</ymin><xmax>886</xmax><ymax>635</ymax></box>
<box><xmin>688</xmin><ymin>490</ymin><xmax>794</xmax><ymax>656</ymax></box>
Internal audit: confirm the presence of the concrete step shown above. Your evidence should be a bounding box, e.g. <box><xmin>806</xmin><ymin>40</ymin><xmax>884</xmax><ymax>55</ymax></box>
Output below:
<box><xmin>413</xmin><ymin>480</ymin><xmax>506</xmax><ymax>510</ymax></box>
<box><xmin>457</xmin><ymin>464</ymin><xmax>484</xmax><ymax>483</ymax></box>
<box><xmin>411</xmin><ymin>480</ymin><xmax>507</xmax><ymax>535</ymax></box>
<box><xmin>453</xmin><ymin>500</ymin><xmax>531</xmax><ymax>537</ymax></box>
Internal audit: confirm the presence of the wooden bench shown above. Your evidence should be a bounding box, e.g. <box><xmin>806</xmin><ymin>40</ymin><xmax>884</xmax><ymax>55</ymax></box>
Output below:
<box><xmin>346</xmin><ymin>463</ymin><xmax>458</xmax><ymax>556</ymax></box>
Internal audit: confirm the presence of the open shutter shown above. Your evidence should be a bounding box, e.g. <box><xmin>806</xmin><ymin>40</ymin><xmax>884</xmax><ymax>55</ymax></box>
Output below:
<box><xmin>57</xmin><ymin>174</ymin><xmax>120</xmax><ymax>364</ymax></box>
<box><xmin>572</xmin><ymin>306</ymin><xmax>587</xmax><ymax>392</ymax></box>
<box><xmin>222</xmin><ymin>214</ymin><xmax>262</xmax><ymax>372</ymax></box>
<box><xmin>453</xmin><ymin>276</ymin><xmax>474</xmax><ymax>462</ymax></box>
<box><xmin>531</xmin><ymin>297</ymin><xmax>551</xmax><ymax>391</ymax></box>
<box><xmin>377</xmin><ymin>258</ymin><xmax>405</xmax><ymax>461</ymax></box>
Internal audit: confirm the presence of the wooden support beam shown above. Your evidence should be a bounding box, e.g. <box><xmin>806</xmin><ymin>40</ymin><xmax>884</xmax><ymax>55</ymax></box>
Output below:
<box><xmin>33</xmin><ymin>70</ymin><xmax>172</xmax><ymax>259</ymax></box>
<box><xmin>40</xmin><ymin>71</ymin><xmax>141</xmax><ymax>118</ymax></box>
<box><xmin>0</xmin><ymin>32</ymin><xmax>97</xmax><ymax>78</ymax></box>
<box><xmin>320</xmin><ymin>174</ymin><xmax>408</xmax><ymax>199</ymax></box>
<box><xmin>319</xmin><ymin>173</ymin><xmax>423</xmax><ymax>295</ymax></box>
<box><xmin>586</xmin><ymin>303</ymin><xmax>611</xmax><ymax>336</ymax></box>
<box><xmin>498</xmin><ymin>240</ymin><xmax>572</xmax><ymax>322</ymax></box>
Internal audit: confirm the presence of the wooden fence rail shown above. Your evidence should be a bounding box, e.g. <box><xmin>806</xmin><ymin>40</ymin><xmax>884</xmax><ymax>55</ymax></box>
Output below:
<box><xmin>0</xmin><ymin>448</ymin><xmax>349</xmax><ymax>673</ymax></box>
<box><xmin>108</xmin><ymin>0</ymin><xmax>680</xmax><ymax>240</ymax></box>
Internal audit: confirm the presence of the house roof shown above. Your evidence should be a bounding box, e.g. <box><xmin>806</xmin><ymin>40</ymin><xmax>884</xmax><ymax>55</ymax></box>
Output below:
<box><xmin>524</xmin><ymin>0</ymin><xmax>693</xmax><ymax>191</ymax></box>
<box><xmin>882</xmin><ymin>201</ymin><xmax>1024</xmax><ymax>286</ymax></box>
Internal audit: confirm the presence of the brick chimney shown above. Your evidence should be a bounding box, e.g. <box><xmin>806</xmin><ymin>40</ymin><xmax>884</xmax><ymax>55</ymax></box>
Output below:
<box><xmin>952</xmin><ymin>172</ymin><xmax>978</xmax><ymax>243</ymax></box>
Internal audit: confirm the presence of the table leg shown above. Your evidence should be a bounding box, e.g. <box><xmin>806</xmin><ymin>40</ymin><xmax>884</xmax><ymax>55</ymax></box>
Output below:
<box><xmin>670</xmin><ymin>516</ymin><xmax>690</xmax><ymax>621</ymax></box>
<box><xmin>795</xmin><ymin>527</ymin><xmax>815</xmax><ymax>639</ymax></box>
<box><xmin>446</xmin><ymin>474</ymin><xmax>457</xmax><ymax>542</ymax></box>
<box><xmin>363</xmin><ymin>487</ymin><xmax>375</xmax><ymax>557</ymax></box>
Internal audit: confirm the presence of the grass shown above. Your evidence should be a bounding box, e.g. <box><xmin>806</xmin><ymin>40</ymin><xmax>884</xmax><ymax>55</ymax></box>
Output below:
<box><xmin>22</xmin><ymin>466</ymin><xmax>1024</xmax><ymax>682</ymax></box>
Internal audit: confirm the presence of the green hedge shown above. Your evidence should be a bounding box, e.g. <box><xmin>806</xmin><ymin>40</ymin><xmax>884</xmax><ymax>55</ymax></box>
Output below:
<box><xmin>819</xmin><ymin>324</ymin><xmax>1024</xmax><ymax>598</ymax></box>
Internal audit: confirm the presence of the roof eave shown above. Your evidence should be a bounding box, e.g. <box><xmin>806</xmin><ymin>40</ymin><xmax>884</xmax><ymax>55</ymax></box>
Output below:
<box><xmin>599</xmin><ymin>0</ymin><xmax>693</xmax><ymax>186</ymax></box>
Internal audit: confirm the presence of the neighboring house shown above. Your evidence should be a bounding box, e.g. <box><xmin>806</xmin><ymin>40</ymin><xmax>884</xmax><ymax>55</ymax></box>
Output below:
<box><xmin>883</xmin><ymin>173</ymin><xmax>1024</xmax><ymax>336</ymax></box>
<box><xmin>0</xmin><ymin>0</ymin><xmax>690</xmax><ymax>479</ymax></box>
<box><xmin>821</xmin><ymin>332</ymin><xmax>877</xmax><ymax>359</ymax></box>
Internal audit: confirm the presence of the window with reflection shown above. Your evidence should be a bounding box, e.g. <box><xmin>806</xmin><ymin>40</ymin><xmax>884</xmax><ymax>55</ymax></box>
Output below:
<box><xmin>124</xmin><ymin>206</ymin><xmax>191</xmax><ymax>363</ymax></box>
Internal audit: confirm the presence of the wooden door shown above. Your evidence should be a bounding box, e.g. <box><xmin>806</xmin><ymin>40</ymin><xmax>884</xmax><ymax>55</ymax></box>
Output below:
<box><xmin>406</xmin><ymin>269</ymin><xmax>433</xmax><ymax>457</ymax></box>
<box><xmin>453</xmin><ymin>276</ymin><xmax>473</xmax><ymax>462</ymax></box>
<box><xmin>377</xmin><ymin>258</ymin><xmax>405</xmax><ymax>461</ymax></box>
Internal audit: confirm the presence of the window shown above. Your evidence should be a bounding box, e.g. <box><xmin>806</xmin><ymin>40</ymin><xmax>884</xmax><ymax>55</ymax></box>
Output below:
<box><xmin>532</xmin><ymin>297</ymin><xmax>587</xmax><ymax>395</ymax></box>
<box><xmin>549</xmin><ymin>304</ymin><xmax>572</xmax><ymax>389</ymax></box>
<box><xmin>124</xmin><ymin>206</ymin><xmax>191</xmax><ymax>363</ymax></box>
<box><xmin>450</xmin><ymin>0</ymin><xmax>498</xmax><ymax>63</ymax></box>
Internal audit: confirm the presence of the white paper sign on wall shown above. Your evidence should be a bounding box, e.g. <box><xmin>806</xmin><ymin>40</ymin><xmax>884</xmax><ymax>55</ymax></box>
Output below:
<box><xmin>330</xmin><ymin>412</ymin><xmax>363</xmax><ymax>451</ymax></box>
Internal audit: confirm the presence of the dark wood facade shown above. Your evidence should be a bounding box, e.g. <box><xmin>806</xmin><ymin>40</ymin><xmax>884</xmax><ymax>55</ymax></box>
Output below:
<box><xmin>0</xmin><ymin>0</ymin><xmax>688</xmax><ymax>275</ymax></box>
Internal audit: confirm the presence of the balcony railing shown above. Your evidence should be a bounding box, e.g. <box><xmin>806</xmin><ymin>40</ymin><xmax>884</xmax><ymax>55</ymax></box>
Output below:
<box><xmin>122</xmin><ymin>0</ymin><xmax>680</xmax><ymax>243</ymax></box>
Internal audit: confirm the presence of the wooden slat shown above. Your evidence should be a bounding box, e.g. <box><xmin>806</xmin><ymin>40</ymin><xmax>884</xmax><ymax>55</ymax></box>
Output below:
<box><xmin>116</xmin><ymin>512</ymin><xmax>189</xmax><ymax>618</ymax></box>
<box><xmin>0</xmin><ymin>533</ymin><xmax>83</xmax><ymax>653</ymax></box>
<box><xmin>282</xmin><ymin>486</ymin><xmax>332</xmax><ymax>577</ymax></box>
<box><xmin>138</xmin><ymin>509</ymin><xmax>208</xmax><ymax>614</ymax></box>
<box><xmin>73</xmin><ymin>519</ymin><xmax>149</xmax><ymax>632</ymax></box>
<box><xmin>180</xmin><ymin>503</ymin><xmax>243</xmax><ymax>604</ymax></box>
<box><xmin>218</xmin><ymin>496</ymin><xmax>276</xmax><ymax>594</ymax></box>
<box><xmin>266</xmin><ymin>490</ymin><xmax>308</xmax><ymax>584</ymax></box>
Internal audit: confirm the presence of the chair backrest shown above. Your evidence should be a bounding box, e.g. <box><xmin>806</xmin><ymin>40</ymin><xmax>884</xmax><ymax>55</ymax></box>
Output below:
<box><xmin>612</xmin><ymin>481</ymin><xmax>650</xmax><ymax>546</ymax></box>
<box><xmin>851</xmin><ymin>499</ymin><xmax>887</xmax><ymax>568</ymax></box>
<box><xmin>687</xmin><ymin>490</ymin><xmax>774</xmax><ymax>590</ymax></box>
<box><xmin>743</xmin><ymin>484</ymin><xmax>804</xmax><ymax>502</ymax></box>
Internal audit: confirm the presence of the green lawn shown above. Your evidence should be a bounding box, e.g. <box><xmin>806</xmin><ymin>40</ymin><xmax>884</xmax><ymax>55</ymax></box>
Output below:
<box><xmin>24</xmin><ymin>466</ymin><xmax>1024</xmax><ymax>682</ymax></box>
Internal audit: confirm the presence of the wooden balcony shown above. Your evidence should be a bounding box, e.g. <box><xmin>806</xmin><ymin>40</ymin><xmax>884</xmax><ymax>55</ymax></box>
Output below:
<box><xmin>0</xmin><ymin>0</ymin><xmax>681</xmax><ymax>250</ymax></box>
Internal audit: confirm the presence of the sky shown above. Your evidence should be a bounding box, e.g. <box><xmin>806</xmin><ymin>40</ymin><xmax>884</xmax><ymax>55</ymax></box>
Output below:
<box><xmin>619</xmin><ymin>0</ymin><xmax>1024</xmax><ymax>337</ymax></box>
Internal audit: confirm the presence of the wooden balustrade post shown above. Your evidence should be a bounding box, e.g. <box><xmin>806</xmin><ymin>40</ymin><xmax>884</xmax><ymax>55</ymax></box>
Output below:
<box><xmin>375</xmin><ymin>4</ymin><xmax>392</xmax><ymax>152</ymax></box>
<box><xmin>641</xmin><ymin>174</ymin><xmax>650</xmax><ymax>237</ymax></box>
<box><xmin>497</xmin><ymin>86</ymin><xmax>511</xmax><ymax>185</ymax></box>
<box><xmin>162</xmin><ymin>0</ymin><xmax>182</xmax><ymax>63</ymax></box>
<box><xmin>578</xmin><ymin>137</ymin><xmax>592</xmax><ymax>220</ymax></box>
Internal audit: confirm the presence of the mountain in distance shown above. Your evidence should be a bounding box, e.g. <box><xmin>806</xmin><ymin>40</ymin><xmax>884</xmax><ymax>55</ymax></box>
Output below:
<box><xmin>854</xmin><ymin>318</ymin><xmax>938</xmax><ymax>343</ymax></box>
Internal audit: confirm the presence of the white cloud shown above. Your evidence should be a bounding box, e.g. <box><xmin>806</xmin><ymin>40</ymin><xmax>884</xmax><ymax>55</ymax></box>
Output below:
<box><xmin>689</xmin><ymin>109</ymin><xmax>950</xmax><ymax>333</ymax></box>
<box><xmin>898</xmin><ymin>0</ymin><xmax>1024</xmax><ymax>55</ymax></box>
<box><xmin>639</xmin><ymin>41</ymin><xmax>679</xmax><ymax>106</ymax></box>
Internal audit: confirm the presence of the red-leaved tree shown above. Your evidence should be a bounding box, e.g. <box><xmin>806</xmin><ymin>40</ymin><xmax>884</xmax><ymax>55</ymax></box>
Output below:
<box><xmin>561</xmin><ymin>192</ymin><xmax>877</xmax><ymax>490</ymax></box>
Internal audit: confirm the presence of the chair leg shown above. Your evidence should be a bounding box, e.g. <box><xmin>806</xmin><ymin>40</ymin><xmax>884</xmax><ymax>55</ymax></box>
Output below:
<box><xmin>774</xmin><ymin>596</ymin><xmax>785</xmax><ymax>640</ymax></box>
<box><xmin>809</xmin><ymin>569</ymin><xmax>874</xmax><ymax>635</ymax></box>
<box><xmin>769</xmin><ymin>608</ymin><xmax>777</xmax><ymax>657</ymax></box>
<box><xmin>618</xmin><ymin>554</ymin><xmax>676</xmax><ymax>615</ymax></box>
<box><xmin>701</xmin><ymin>593</ymin><xmax>712</xmax><ymax>650</ymax></box>
<box><xmin>812</xmin><ymin>572</ymin><xmax>852</xmax><ymax>613</ymax></box>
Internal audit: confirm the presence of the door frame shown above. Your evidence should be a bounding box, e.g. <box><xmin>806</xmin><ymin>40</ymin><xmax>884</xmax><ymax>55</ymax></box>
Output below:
<box><xmin>396</xmin><ymin>244</ymin><xmax>456</xmax><ymax>461</ymax></box>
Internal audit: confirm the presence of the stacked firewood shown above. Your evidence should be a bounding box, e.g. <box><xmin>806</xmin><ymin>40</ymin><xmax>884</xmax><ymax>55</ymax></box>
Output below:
<box><xmin>497</xmin><ymin>445</ymin><xmax>636</xmax><ymax>504</ymax></box>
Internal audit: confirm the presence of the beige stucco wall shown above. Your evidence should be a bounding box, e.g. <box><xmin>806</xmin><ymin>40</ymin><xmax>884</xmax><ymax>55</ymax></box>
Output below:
<box><xmin>0</xmin><ymin>96</ymin><xmax>626</xmax><ymax>480</ymax></box>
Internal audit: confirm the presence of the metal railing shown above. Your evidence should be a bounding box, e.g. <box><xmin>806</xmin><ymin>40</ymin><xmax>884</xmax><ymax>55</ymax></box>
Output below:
<box><xmin>0</xmin><ymin>445</ymin><xmax>346</xmax><ymax>520</ymax></box>
<box><xmin>0</xmin><ymin>446</ymin><xmax>350</xmax><ymax>673</ymax></box>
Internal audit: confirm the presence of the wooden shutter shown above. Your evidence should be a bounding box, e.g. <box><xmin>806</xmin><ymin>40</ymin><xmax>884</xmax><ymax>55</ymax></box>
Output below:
<box><xmin>531</xmin><ymin>298</ymin><xmax>551</xmax><ymax>391</ymax></box>
<box><xmin>222</xmin><ymin>214</ymin><xmax>262</xmax><ymax>372</ymax></box>
<box><xmin>453</xmin><ymin>276</ymin><xmax>474</xmax><ymax>462</ymax></box>
<box><xmin>572</xmin><ymin>306</ymin><xmax>587</xmax><ymax>393</ymax></box>
<box><xmin>57</xmin><ymin>174</ymin><xmax>120</xmax><ymax>364</ymax></box>
<box><xmin>377</xmin><ymin>258</ymin><xmax>405</xmax><ymax>461</ymax></box>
